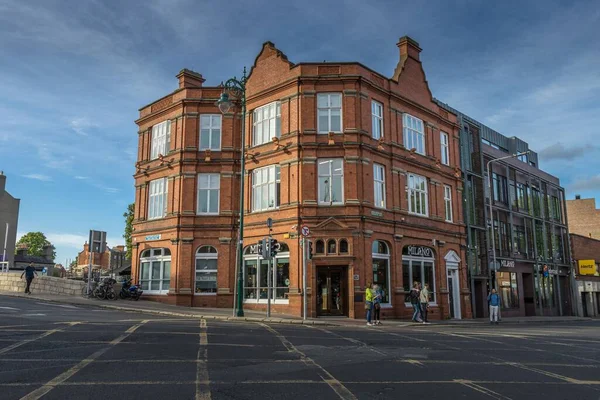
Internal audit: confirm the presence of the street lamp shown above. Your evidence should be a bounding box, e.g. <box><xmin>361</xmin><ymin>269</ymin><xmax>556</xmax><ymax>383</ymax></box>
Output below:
<box><xmin>217</xmin><ymin>67</ymin><xmax>247</xmax><ymax>318</ymax></box>
<box><xmin>487</xmin><ymin>151</ymin><xmax>530</xmax><ymax>292</ymax></box>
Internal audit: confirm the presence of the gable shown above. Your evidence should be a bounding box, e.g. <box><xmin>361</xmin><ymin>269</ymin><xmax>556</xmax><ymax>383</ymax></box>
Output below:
<box><xmin>313</xmin><ymin>217</ymin><xmax>350</xmax><ymax>231</ymax></box>
<box><xmin>444</xmin><ymin>250</ymin><xmax>461</xmax><ymax>263</ymax></box>
<box><xmin>246</xmin><ymin>42</ymin><xmax>296</xmax><ymax>96</ymax></box>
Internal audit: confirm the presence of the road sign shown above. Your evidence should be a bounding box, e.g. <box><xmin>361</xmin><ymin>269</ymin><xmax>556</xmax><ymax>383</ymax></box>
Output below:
<box><xmin>301</xmin><ymin>225</ymin><xmax>310</xmax><ymax>237</ymax></box>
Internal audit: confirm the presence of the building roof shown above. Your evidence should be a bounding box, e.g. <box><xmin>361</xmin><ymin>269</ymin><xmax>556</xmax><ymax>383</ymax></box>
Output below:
<box><xmin>14</xmin><ymin>254</ymin><xmax>55</xmax><ymax>265</ymax></box>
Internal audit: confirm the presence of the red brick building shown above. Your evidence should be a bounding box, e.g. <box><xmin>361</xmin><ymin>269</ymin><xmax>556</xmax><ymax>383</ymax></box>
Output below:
<box><xmin>132</xmin><ymin>37</ymin><xmax>470</xmax><ymax>320</ymax></box>
<box><xmin>570</xmin><ymin>233</ymin><xmax>600</xmax><ymax>317</ymax></box>
<box><xmin>566</xmin><ymin>196</ymin><xmax>600</xmax><ymax>240</ymax></box>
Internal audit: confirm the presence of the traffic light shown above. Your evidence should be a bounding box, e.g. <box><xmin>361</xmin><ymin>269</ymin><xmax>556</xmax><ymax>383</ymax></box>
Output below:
<box><xmin>269</xmin><ymin>238</ymin><xmax>278</xmax><ymax>258</ymax></box>
<box><xmin>307</xmin><ymin>240</ymin><xmax>313</xmax><ymax>260</ymax></box>
<box><xmin>259</xmin><ymin>239</ymin><xmax>268</xmax><ymax>259</ymax></box>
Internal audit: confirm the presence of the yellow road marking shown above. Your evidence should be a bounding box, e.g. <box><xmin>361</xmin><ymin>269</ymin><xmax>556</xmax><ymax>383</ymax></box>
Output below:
<box><xmin>0</xmin><ymin>329</ymin><xmax>60</xmax><ymax>355</ymax></box>
<box><xmin>19</xmin><ymin>321</ymin><xmax>147</xmax><ymax>400</ymax></box>
<box><xmin>196</xmin><ymin>319</ymin><xmax>211</xmax><ymax>400</ymax></box>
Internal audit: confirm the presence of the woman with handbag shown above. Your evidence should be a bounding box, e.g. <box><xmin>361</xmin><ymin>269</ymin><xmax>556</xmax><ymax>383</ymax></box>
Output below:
<box><xmin>365</xmin><ymin>281</ymin><xmax>375</xmax><ymax>326</ymax></box>
<box><xmin>373</xmin><ymin>284</ymin><xmax>383</xmax><ymax>325</ymax></box>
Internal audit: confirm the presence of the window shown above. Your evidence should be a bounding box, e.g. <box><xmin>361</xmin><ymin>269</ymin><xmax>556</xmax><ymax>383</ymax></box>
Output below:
<box><xmin>317</xmin><ymin>93</ymin><xmax>342</xmax><ymax>133</ymax></box>
<box><xmin>514</xmin><ymin>225</ymin><xmax>526</xmax><ymax>255</ymax></box>
<box><xmin>139</xmin><ymin>248</ymin><xmax>171</xmax><ymax>294</ymax></box>
<box><xmin>371</xmin><ymin>101</ymin><xmax>383</xmax><ymax>139</ymax></box>
<box><xmin>195</xmin><ymin>246</ymin><xmax>217</xmax><ymax>294</ymax></box>
<box><xmin>373</xmin><ymin>164</ymin><xmax>386</xmax><ymax>209</ymax></box>
<box><xmin>327</xmin><ymin>239</ymin><xmax>337</xmax><ymax>254</ymax></box>
<box><xmin>243</xmin><ymin>244</ymin><xmax>290</xmax><ymax>302</ymax></box>
<box><xmin>197</xmin><ymin>174</ymin><xmax>220</xmax><ymax>215</ymax></box>
<box><xmin>517</xmin><ymin>153</ymin><xmax>528</xmax><ymax>163</ymax></box>
<box><xmin>407</xmin><ymin>173</ymin><xmax>428</xmax><ymax>216</ymax></box>
<box><xmin>318</xmin><ymin>159</ymin><xmax>344</xmax><ymax>205</ymax></box>
<box><xmin>150</xmin><ymin>120</ymin><xmax>171</xmax><ymax>160</ymax></box>
<box><xmin>492</xmin><ymin>173</ymin><xmax>508</xmax><ymax>204</ymax></box>
<box><xmin>372</xmin><ymin>240</ymin><xmax>390</xmax><ymax>303</ymax></box>
<box><xmin>199</xmin><ymin>115</ymin><xmax>221</xmax><ymax>151</ymax></box>
<box><xmin>402</xmin><ymin>246</ymin><xmax>436</xmax><ymax>303</ymax></box>
<box><xmin>440</xmin><ymin>132</ymin><xmax>449</xmax><ymax>165</ymax></box>
<box><xmin>252</xmin><ymin>165</ymin><xmax>281</xmax><ymax>212</ymax></box>
<box><xmin>253</xmin><ymin>102</ymin><xmax>281</xmax><ymax>146</ymax></box>
<box><xmin>444</xmin><ymin>185</ymin><xmax>453</xmax><ymax>222</ymax></box>
<box><xmin>315</xmin><ymin>240</ymin><xmax>325</xmax><ymax>254</ymax></box>
<box><xmin>148</xmin><ymin>178</ymin><xmax>168</xmax><ymax>220</ymax></box>
<box><xmin>498</xmin><ymin>272</ymin><xmax>519</xmax><ymax>309</ymax></box>
<box><xmin>339</xmin><ymin>239</ymin><xmax>349</xmax><ymax>254</ymax></box>
<box><xmin>403</xmin><ymin>114</ymin><xmax>425</xmax><ymax>155</ymax></box>
<box><xmin>516</xmin><ymin>183</ymin><xmax>528</xmax><ymax>212</ymax></box>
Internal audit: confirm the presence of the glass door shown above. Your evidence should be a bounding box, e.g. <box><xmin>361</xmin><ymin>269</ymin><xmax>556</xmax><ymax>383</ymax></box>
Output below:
<box><xmin>316</xmin><ymin>267</ymin><xmax>346</xmax><ymax>316</ymax></box>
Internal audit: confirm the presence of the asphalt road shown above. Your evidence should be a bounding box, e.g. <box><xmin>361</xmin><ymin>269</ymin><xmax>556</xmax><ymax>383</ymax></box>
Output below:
<box><xmin>0</xmin><ymin>296</ymin><xmax>599</xmax><ymax>400</ymax></box>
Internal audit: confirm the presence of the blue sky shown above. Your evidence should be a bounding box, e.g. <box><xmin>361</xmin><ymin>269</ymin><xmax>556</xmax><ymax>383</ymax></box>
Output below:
<box><xmin>1</xmin><ymin>0</ymin><xmax>599</xmax><ymax>264</ymax></box>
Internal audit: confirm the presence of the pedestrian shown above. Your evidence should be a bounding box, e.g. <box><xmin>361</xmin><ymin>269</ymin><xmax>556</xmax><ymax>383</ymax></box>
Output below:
<box><xmin>365</xmin><ymin>281</ymin><xmax>375</xmax><ymax>326</ymax></box>
<box><xmin>420</xmin><ymin>283</ymin><xmax>430</xmax><ymax>323</ymax></box>
<box><xmin>21</xmin><ymin>263</ymin><xmax>38</xmax><ymax>295</ymax></box>
<box><xmin>409</xmin><ymin>282</ymin><xmax>423</xmax><ymax>323</ymax></box>
<box><xmin>373</xmin><ymin>284</ymin><xmax>383</xmax><ymax>325</ymax></box>
<box><xmin>488</xmin><ymin>288</ymin><xmax>501</xmax><ymax>325</ymax></box>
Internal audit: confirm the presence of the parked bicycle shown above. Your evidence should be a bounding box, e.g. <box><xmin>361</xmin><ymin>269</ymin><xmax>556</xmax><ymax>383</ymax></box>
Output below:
<box><xmin>94</xmin><ymin>278</ymin><xmax>117</xmax><ymax>300</ymax></box>
<box><xmin>81</xmin><ymin>278</ymin><xmax>99</xmax><ymax>298</ymax></box>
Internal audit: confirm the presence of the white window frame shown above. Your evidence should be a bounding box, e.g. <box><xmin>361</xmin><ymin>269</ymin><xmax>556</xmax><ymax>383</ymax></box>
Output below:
<box><xmin>318</xmin><ymin>159</ymin><xmax>344</xmax><ymax>205</ymax></box>
<box><xmin>195</xmin><ymin>246</ymin><xmax>218</xmax><ymax>295</ymax></box>
<box><xmin>139</xmin><ymin>248</ymin><xmax>171</xmax><ymax>295</ymax></box>
<box><xmin>243</xmin><ymin>251</ymin><xmax>290</xmax><ymax>304</ymax></box>
<box><xmin>199</xmin><ymin>115</ymin><xmax>222</xmax><ymax>151</ymax></box>
<box><xmin>403</xmin><ymin>256</ymin><xmax>437</xmax><ymax>305</ymax></box>
<box><xmin>371</xmin><ymin>100</ymin><xmax>383</xmax><ymax>140</ymax></box>
<box><xmin>148</xmin><ymin>178</ymin><xmax>168</xmax><ymax>220</ymax></box>
<box><xmin>317</xmin><ymin>93</ymin><xmax>343</xmax><ymax>133</ymax></box>
<box><xmin>440</xmin><ymin>131</ymin><xmax>449</xmax><ymax>165</ymax></box>
<box><xmin>403</xmin><ymin>114</ymin><xmax>425</xmax><ymax>155</ymax></box>
<box><xmin>407</xmin><ymin>173</ymin><xmax>428</xmax><ymax>217</ymax></box>
<box><xmin>444</xmin><ymin>185</ymin><xmax>453</xmax><ymax>222</ymax></box>
<box><xmin>197</xmin><ymin>174</ymin><xmax>220</xmax><ymax>215</ymax></box>
<box><xmin>372</xmin><ymin>240</ymin><xmax>391</xmax><ymax>306</ymax></box>
<box><xmin>373</xmin><ymin>163</ymin><xmax>386</xmax><ymax>209</ymax></box>
<box><xmin>253</xmin><ymin>102</ymin><xmax>281</xmax><ymax>146</ymax></box>
<box><xmin>252</xmin><ymin>165</ymin><xmax>281</xmax><ymax>212</ymax></box>
<box><xmin>150</xmin><ymin>120</ymin><xmax>171</xmax><ymax>160</ymax></box>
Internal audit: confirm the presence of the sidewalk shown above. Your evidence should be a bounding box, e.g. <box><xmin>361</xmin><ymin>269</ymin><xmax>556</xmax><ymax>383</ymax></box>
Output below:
<box><xmin>0</xmin><ymin>291</ymin><xmax>592</xmax><ymax>327</ymax></box>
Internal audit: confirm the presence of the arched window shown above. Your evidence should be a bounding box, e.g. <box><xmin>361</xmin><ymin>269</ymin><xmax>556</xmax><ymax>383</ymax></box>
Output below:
<box><xmin>139</xmin><ymin>248</ymin><xmax>171</xmax><ymax>294</ymax></box>
<box><xmin>372</xmin><ymin>240</ymin><xmax>390</xmax><ymax>304</ymax></box>
<box><xmin>315</xmin><ymin>240</ymin><xmax>325</xmax><ymax>254</ymax></box>
<box><xmin>327</xmin><ymin>239</ymin><xmax>337</xmax><ymax>254</ymax></box>
<box><xmin>339</xmin><ymin>239</ymin><xmax>349</xmax><ymax>254</ymax></box>
<box><xmin>195</xmin><ymin>246</ymin><xmax>218</xmax><ymax>294</ymax></box>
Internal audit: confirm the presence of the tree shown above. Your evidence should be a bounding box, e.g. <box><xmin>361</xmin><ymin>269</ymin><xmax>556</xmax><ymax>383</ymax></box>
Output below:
<box><xmin>17</xmin><ymin>232</ymin><xmax>56</xmax><ymax>260</ymax></box>
<box><xmin>123</xmin><ymin>203</ymin><xmax>134</xmax><ymax>260</ymax></box>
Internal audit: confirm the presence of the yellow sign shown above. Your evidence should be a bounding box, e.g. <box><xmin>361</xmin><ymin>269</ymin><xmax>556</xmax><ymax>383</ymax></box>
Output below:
<box><xmin>578</xmin><ymin>260</ymin><xmax>597</xmax><ymax>276</ymax></box>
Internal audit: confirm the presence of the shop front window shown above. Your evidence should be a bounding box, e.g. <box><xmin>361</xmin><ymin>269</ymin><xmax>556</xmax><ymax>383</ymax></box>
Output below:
<box><xmin>401</xmin><ymin>245</ymin><xmax>436</xmax><ymax>303</ymax></box>
<box><xmin>498</xmin><ymin>272</ymin><xmax>519</xmax><ymax>309</ymax></box>
<box><xmin>139</xmin><ymin>248</ymin><xmax>171</xmax><ymax>294</ymax></box>
<box><xmin>372</xmin><ymin>240</ymin><xmax>390</xmax><ymax>304</ymax></box>
<box><xmin>243</xmin><ymin>244</ymin><xmax>290</xmax><ymax>303</ymax></box>
<box><xmin>195</xmin><ymin>246</ymin><xmax>217</xmax><ymax>294</ymax></box>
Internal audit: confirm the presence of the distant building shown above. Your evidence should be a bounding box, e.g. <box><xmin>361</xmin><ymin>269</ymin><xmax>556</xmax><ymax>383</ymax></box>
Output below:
<box><xmin>73</xmin><ymin>242</ymin><xmax>129</xmax><ymax>277</ymax></box>
<box><xmin>13</xmin><ymin>244</ymin><xmax>55</xmax><ymax>275</ymax></box>
<box><xmin>566</xmin><ymin>196</ymin><xmax>600</xmax><ymax>240</ymax></box>
<box><xmin>570</xmin><ymin>233</ymin><xmax>600</xmax><ymax>317</ymax></box>
<box><xmin>0</xmin><ymin>171</ymin><xmax>20</xmax><ymax>267</ymax></box>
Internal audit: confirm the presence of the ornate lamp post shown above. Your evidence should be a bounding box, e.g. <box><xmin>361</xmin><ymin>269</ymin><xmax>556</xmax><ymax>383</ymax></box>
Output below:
<box><xmin>217</xmin><ymin>67</ymin><xmax>247</xmax><ymax>317</ymax></box>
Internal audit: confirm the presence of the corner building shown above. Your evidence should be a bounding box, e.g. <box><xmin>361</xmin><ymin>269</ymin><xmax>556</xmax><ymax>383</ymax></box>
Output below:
<box><xmin>132</xmin><ymin>37</ymin><xmax>470</xmax><ymax>320</ymax></box>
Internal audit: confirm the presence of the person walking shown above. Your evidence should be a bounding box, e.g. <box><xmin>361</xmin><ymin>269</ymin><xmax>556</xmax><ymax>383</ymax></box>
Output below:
<box><xmin>488</xmin><ymin>288</ymin><xmax>501</xmax><ymax>325</ymax></box>
<box><xmin>21</xmin><ymin>263</ymin><xmax>38</xmax><ymax>294</ymax></box>
<box><xmin>420</xmin><ymin>283</ymin><xmax>430</xmax><ymax>323</ymax></box>
<box><xmin>373</xmin><ymin>284</ymin><xmax>383</xmax><ymax>325</ymax></box>
<box><xmin>409</xmin><ymin>282</ymin><xmax>423</xmax><ymax>323</ymax></box>
<box><xmin>365</xmin><ymin>282</ymin><xmax>375</xmax><ymax>326</ymax></box>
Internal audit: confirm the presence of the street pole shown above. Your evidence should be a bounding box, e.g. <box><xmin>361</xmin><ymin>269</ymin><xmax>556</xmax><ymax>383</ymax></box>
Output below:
<box><xmin>302</xmin><ymin>236</ymin><xmax>307</xmax><ymax>321</ymax></box>
<box><xmin>2</xmin><ymin>223</ymin><xmax>8</xmax><ymax>272</ymax></box>
<box><xmin>86</xmin><ymin>250</ymin><xmax>92</xmax><ymax>295</ymax></box>
<box><xmin>218</xmin><ymin>68</ymin><xmax>247</xmax><ymax>318</ymax></box>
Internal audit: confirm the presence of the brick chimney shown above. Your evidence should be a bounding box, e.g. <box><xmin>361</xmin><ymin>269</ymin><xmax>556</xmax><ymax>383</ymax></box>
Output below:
<box><xmin>0</xmin><ymin>171</ymin><xmax>5</xmax><ymax>193</ymax></box>
<box><xmin>177</xmin><ymin>69</ymin><xmax>206</xmax><ymax>89</ymax></box>
<box><xmin>397</xmin><ymin>36</ymin><xmax>422</xmax><ymax>62</ymax></box>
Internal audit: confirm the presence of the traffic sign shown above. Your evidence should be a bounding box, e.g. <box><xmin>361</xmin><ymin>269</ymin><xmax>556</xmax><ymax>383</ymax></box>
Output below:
<box><xmin>301</xmin><ymin>225</ymin><xmax>310</xmax><ymax>237</ymax></box>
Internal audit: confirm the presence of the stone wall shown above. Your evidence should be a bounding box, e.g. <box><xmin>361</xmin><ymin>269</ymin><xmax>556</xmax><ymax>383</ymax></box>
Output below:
<box><xmin>0</xmin><ymin>272</ymin><xmax>84</xmax><ymax>295</ymax></box>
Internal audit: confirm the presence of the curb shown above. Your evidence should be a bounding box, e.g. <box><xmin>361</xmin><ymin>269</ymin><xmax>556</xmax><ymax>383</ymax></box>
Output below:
<box><xmin>0</xmin><ymin>292</ymin><xmax>338</xmax><ymax>327</ymax></box>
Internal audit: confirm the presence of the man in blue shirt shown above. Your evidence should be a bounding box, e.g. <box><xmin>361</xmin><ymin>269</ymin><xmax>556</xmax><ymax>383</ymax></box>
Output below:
<box><xmin>487</xmin><ymin>288</ymin><xmax>501</xmax><ymax>325</ymax></box>
<box><xmin>20</xmin><ymin>263</ymin><xmax>38</xmax><ymax>294</ymax></box>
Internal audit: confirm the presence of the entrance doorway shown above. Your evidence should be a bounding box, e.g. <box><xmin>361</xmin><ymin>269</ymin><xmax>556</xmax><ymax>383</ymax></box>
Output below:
<box><xmin>316</xmin><ymin>266</ymin><xmax>347</xmax><ymax>316</ymax></box>
<box><xmin>523</xmin><ymin>273</ymin><xmax>535</xmax><ymax>316</ymax></box>
<box><xmin>447</xmin><ymin>268</ymin><xmax>461</xmax><ymax>319</ymax></box>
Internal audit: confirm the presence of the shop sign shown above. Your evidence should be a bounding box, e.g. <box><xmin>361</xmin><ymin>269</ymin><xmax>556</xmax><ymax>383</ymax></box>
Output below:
<box><xmin>578</xmin><ymin>259</ymin><xmax>597</xmax><ymax>276</ymax></box>
<box><xmin>500</xmin><ymin>260</ymin><xmax>515</xmax><ymax>268</ymax></box>
<box><xmin>403</xmin><ymin>245</ymin><xmax>434</xmax><ymax>258</ymax></box>
<box><xmin>145</xmin><ymin>234</ymin><xmax>161</xmax><ymax>241</ymax></box>
<box><xmin>353</xmin><ymin>274</ymin><xmax>359</xmax><ymax>281</ymax></box>
<box><xmin>371</xmin><ymin>210</ymin><xmax>383</xmax><ymax>217</ymax></box>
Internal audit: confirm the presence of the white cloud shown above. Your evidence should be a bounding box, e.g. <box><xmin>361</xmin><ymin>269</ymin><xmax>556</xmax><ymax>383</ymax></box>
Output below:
<box><xmin>45</xmin><ymin>233</ymin><xmax>124</xmax><ymax>249</ymax></box>
<box><xmin>74</xmin><ymin>175</ymin><xmax>89</xmax><ymax>180</ymax></box>
<box><xmin>22</xmin><ymin>173</ymin><xmax>52</xmax><ymax>182</ymax></box>
<box><xmin>69</xmin><ymin>117</ymin><xmax>97</xmax><ymax>136</ymax></box>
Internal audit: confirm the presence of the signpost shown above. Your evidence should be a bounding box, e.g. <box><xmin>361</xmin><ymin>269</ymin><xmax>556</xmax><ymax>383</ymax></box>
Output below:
<box><xmin>301</xmin><ymin>225</ymin><xmax>310</xmax><ymax>320</ymax></box>
<box><xmin>87</xmin><ymin>230</ymin><xmax>106</xmax><ymax>296</ymax></box>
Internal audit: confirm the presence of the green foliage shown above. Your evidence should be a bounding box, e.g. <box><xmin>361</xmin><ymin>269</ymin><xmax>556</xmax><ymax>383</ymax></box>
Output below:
<box><xmin>123</xmin><ymin>203</ymin><xmax>134</xmax><ymax>260</ymax></box>
<box><xmin>17</xmin><ymin>232</ymin><xmax>56</xmax><ymax>261</ymax></box>
<box><xmin>69</xmin><ymin>259</ymin><xmax>78</xmax><ymax>270</ymax></box>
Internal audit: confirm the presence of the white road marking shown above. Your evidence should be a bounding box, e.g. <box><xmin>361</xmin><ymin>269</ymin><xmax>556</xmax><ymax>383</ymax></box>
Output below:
<box><xmin>0</xmin><ymin>306</ymin><xmax>19</xmax><ymax>310</ymax></box>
